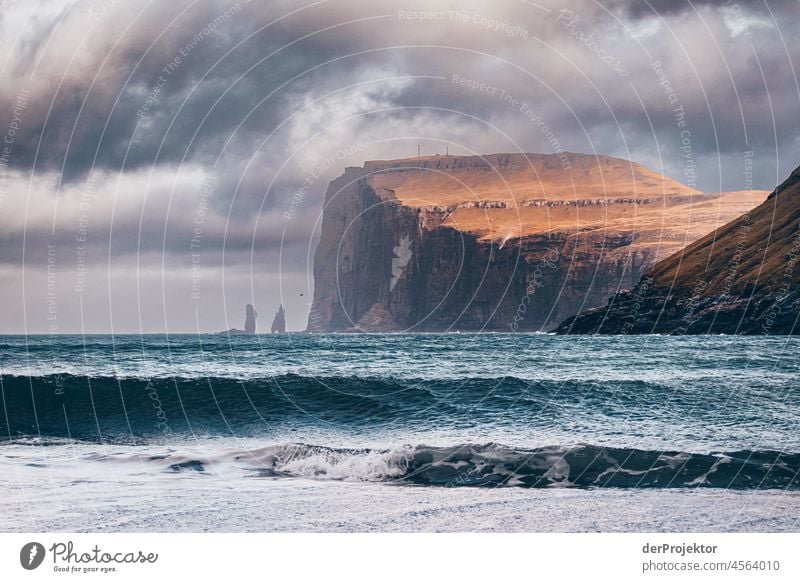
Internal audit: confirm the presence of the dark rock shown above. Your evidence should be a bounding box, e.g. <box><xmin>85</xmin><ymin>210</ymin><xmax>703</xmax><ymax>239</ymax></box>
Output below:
<box><xmin>270</xmin><ymin>305</ymin><xmax>286</xmax><ymax>333</ymax></box>
<box><xmin>218</xmin><ymin>304</ymin><xmax>258</xmax><ymax>335</ymax></box>
<box><xmin>558</xmin><ymin>163</ymin><xmax>800</xmax><ymax>335</ymax></box>
<box><xmin>244</xmin><ymin>304</ymin><xmax>257</xmax><ymax>334</ymax></box>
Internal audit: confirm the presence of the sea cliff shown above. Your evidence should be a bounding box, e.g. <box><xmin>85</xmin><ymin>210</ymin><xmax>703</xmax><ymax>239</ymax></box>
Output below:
<box><xmin>308</xmin><ymin>153</ymin><xmax>764</xmax><ymax>332</ymax></box>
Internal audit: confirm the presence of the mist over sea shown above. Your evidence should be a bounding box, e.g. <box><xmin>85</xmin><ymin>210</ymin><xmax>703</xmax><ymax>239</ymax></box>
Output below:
<box><xmin>2</xmin><ymin>334</ymin><xmax>799</xmax><ymax>532</ymax></box>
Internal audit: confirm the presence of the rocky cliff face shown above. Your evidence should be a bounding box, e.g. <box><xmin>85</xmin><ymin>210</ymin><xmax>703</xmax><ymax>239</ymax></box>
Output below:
<box><xmin>308</xmin><ymin>153</ymin><xmax>765</xmax><ymax>332</ymax></box>
<box><xmin>556</xmin><ymin>164</ymin><xmax>800</xmax><ymax>335</ymax></box>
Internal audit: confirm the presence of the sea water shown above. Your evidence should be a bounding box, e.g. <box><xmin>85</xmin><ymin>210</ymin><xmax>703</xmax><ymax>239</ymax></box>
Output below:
<box><xmin>1</xmin><ymin>334</ymin><xmax>798</xmax><ymax>531</ymax></box>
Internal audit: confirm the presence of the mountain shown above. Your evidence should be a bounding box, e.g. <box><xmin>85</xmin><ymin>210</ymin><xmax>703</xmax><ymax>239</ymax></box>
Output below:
<box><xmin>308</xmin><ymin>153</ymin><xmax>765</xmax><ymax>332</ymax></box>
<box><xmin>556</xmin><ymin>164</ymin><xmax>800</xmax><ymax>334</ymax></box>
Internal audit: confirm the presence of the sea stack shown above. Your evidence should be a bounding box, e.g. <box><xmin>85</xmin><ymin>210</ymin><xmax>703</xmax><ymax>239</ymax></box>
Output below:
<box><xmin>244</xmin><ymin>304</ymin><xmax>257</xmax><ymax>334</ymax></box>
<box><xmin>307</xmin><ymin>153</ymin><xmax>765</xmax><ymax>332</ymax></box>
<box><xmin>271</xmin><ymin>305</ymin><xmax>286</xmax><ymax>333</ymax></box>
<box><xmin>556</xmin><ymin>163</ymin><xmax>800</xmax><ymax>334</ymax></box>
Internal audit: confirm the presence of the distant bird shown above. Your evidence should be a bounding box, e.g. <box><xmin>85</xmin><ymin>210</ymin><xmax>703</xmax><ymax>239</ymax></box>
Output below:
<box><xmin>299</xmin><ymin>293</ymin><xmax>304</xmax><ymax>296</ymax></box>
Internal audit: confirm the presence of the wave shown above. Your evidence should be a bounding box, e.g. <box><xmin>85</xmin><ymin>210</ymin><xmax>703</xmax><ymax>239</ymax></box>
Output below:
<box><xmin>0</xmin><ymin>373</ymin><xmax>423</xmax><ymax>438</ymax></box>
<box><xmin>0</xmin><ymin>373</ymin><xmax>658</xmax><ymax>439</ymax></box>
<box><xmin>17</xmin><ymin>441</ymin><xmax>799</xmax><ymax>489</ymax></box>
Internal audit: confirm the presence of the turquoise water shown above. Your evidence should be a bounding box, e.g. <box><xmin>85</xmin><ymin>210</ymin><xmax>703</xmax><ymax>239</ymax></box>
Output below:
<box><xmin>1</xmin><ymin>334</ymin><xmax>798</xmax><ymax>489</ymax></box>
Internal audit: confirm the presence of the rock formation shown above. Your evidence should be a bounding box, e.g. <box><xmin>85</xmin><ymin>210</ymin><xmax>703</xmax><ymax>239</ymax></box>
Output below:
<box><xmin>557</xmin><ymin>163</ymin><xmax>800</xmax><ymax>334</ymax></box>
<box><xmin>244</xmin><ymin>304</ymin><xmax>257</xmax><ymax>334</ymax></box>
<box><xmin>271</xmin><ymin>305</ymin><xmax>286</xmax><ymax>333</ymax></box>
<box><xmin>218</xmin><ymin>304</ymin><xmax>257</xmax><ymax>335</ymax></box>
<box><xmin>308</xmin><ymin>153</ymin><xmax>766</xmax><ymax>332</ymax></box>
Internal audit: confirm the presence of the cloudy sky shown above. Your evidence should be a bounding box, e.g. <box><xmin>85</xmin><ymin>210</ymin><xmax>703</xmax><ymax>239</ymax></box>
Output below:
<box><xmin>0</xmin><ymin>0</ymin><xmax>798</xmax><ymax>333</ymax></box>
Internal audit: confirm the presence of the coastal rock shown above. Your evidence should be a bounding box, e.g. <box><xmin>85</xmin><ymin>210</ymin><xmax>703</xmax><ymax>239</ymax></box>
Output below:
<box><xmin>218</xmin><ymin>304</ymin><xmax>258</xmax><ymax>335</ymax></box>
<box><xmin>353</xmin><ymin>303</ymin><xmax>399</xmax><ymax>332</ymax></box>
<box><xmin>308</xmin><ymin>153</ymin><xmax>765</xmax><ymax>332</ymax></box>
<box><xmin>271</xmin><ymin>305</ymin><xmax>286</xmax><ymax>333</ymax></box>
<box><xmin>244</xmin><ymin>304</ymin><xmax>257</xmax><ymax>334</ymax></box>
<box><xmin>556</xmin><ymin>163</ymin><xmax>800</xmax><ymax>334</ymax></box>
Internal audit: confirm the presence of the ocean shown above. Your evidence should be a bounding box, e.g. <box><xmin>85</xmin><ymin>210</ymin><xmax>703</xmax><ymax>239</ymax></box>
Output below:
<box><xmin>2</xmin><ymin>333</ymin><xmax>799</xmax><ymax>532</ymax></box>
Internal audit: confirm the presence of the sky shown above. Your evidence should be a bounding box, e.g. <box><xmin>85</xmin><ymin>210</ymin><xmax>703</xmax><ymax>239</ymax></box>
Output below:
<box><xmin>0</xmin><ymin>0</ymin><xmax>798</xmax><ymax>333</ymax></box>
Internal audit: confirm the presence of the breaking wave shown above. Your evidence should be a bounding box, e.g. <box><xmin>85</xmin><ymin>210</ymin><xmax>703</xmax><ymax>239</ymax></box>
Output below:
<box><xmin>36</xmin><ymin>442</ymin><xmax>800</xmax><ymax>490</ymax></box>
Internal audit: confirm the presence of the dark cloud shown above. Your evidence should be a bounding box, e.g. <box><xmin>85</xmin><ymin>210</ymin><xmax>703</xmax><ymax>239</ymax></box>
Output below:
<box><xmin>610</xmin><ymin>0</ymin><xmax>796</xmax><ymax>19</ymax></box>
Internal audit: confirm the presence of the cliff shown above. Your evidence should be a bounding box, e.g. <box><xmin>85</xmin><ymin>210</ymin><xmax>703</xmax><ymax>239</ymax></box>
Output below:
<box><xmin>556</xmin><ymin>163</ymin><xmax>800</xmax><ymax>334</ymax></box>
<box><xmin>308</xmin><ymin>153</ymin><xmax>765</xmax><ymax>332</ymax></box>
